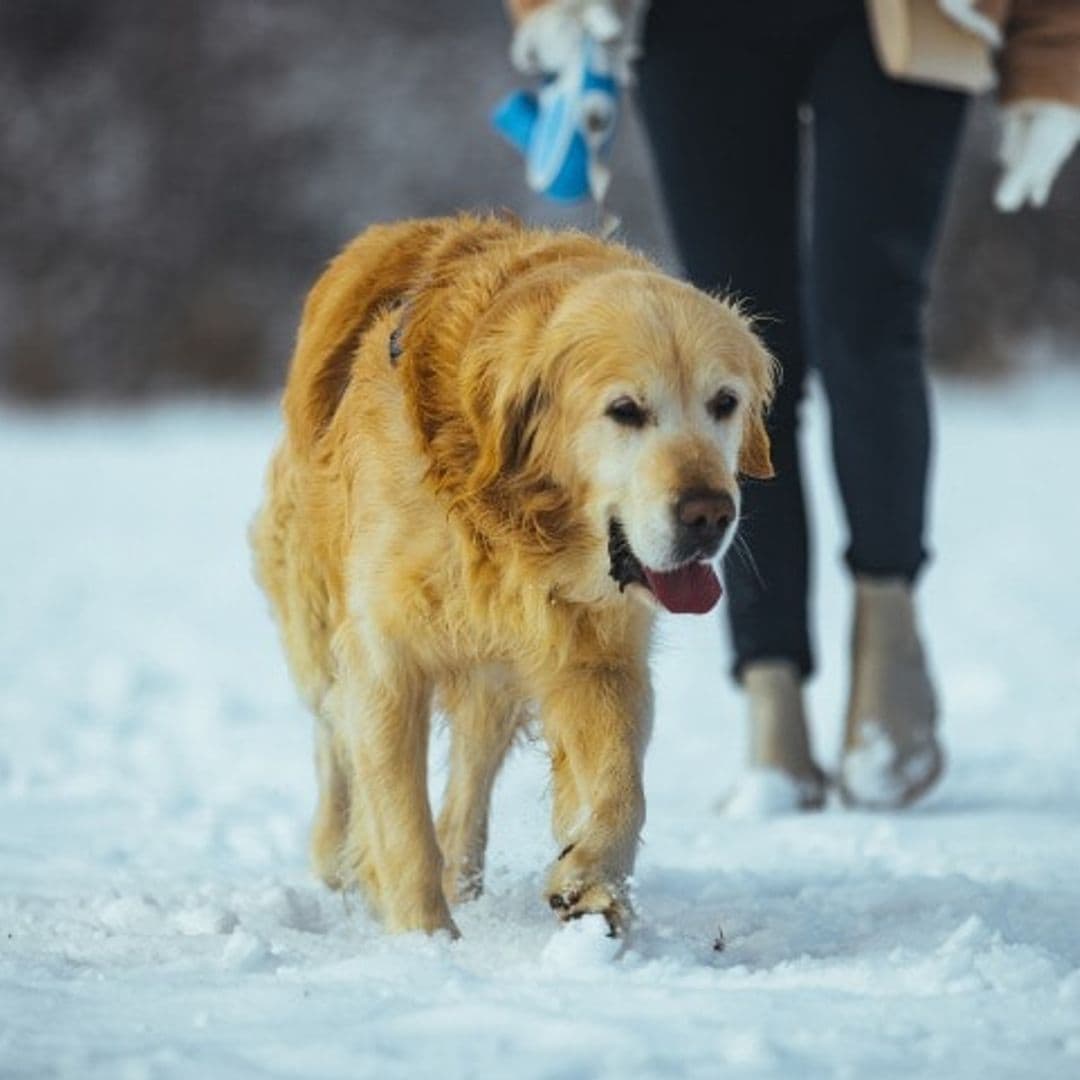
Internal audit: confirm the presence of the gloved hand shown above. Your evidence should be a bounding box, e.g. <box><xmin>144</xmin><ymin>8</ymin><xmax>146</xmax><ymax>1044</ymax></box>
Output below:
<box><xmin>509</xmin><ymin>0</ymin><xmax>642</xmax><ymax>84</ymax></box>
<box><xmin>995</xmin><ymin>101</ymin><xmax>1080</xmax><ymax>212</ymax></box>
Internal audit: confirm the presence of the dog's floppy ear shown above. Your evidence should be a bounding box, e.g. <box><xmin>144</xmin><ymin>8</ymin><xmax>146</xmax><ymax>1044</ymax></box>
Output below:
<box><xmin>470</xmin><ymin>372</ymin><xmax>552</xmax><ymax>495</ymax></box>
<box><xmin>739</xmin><ymin>408</ymin><xmax>774</xmax><ymax>480</ymax></box>
<box><xmin>457</xmin><ymin>346</ymin><xmax>577</xmax><ymax>549</ymax></box>
<box><xmin>738</xmin><ymin>334</ymin><xmax>778</xmax><ymax>480</ymax></box>
<box><xmin>497</xmin><ymin>379</ymin><xmax>549</xmax><ymax>477</ymax></box>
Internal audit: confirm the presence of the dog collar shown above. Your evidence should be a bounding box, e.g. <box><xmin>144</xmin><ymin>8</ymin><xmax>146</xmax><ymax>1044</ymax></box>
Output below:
<box><xmin>388</xmin><ymin>321</ymin><xmax>404</xmax><ymax>365</ymax></box>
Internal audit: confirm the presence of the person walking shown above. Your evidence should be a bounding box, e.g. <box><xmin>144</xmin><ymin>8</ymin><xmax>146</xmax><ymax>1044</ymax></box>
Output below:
<box><xmin>505</xmin><ymin>0</ymin><xmax>1080</xmax><ymax>811</ymax></box>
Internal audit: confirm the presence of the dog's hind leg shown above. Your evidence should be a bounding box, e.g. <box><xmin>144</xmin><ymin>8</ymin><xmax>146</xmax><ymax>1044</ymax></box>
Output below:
<box><xmin>312</xmin><ymin>688</ymin><xmax>381</xmax><ymax>911</ymax></box>
<box><xmin>338</xmin><ymin>639</ymin><xmax>458</xmax><ymax>937</ymax></box>
<box><xmin>436</xmin><ymin>669</ymin><xmax>524</xmax><ymax>905</ymax></box>
<box><xmin>310</xmin><ymin>720</ymin><xmax>350</xmax><ymax>890</ymax></box>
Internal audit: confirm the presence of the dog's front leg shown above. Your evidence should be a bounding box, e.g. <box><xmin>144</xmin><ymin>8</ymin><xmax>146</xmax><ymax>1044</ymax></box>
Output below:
<box><xmin>540</xmin><ymin>664</ymin><xmax>652</xmax><ymax>936</ymax></box>
<box><xmin>339</xmin><ymin>641</ymin><xmax>458</xmax><ymax>937</ymax></box>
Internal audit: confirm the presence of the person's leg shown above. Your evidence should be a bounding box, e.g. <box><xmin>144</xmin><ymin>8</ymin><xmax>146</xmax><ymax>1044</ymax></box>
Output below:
<box><xmin>636</xmin><ymin>3</ymin><xmax>814</xmax><ymax>680</ymax></box>
<box><xmin>807</xmin><ymin>13</ymin><xmax>965</xmax><ymax>580</ymax></box>
<box><xmin>806</xmin><ymin>10</ymin><xmax>967</xmax><ymax>806</ymax></box>
<box><xmin>636</xmin><ymin>4</ymin><xmax>826</xmax><ymax>808</ymax></box>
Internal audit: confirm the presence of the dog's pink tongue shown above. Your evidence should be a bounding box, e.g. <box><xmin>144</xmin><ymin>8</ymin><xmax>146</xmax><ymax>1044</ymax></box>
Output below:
<box><xmin>643</xmin><ymin>563</ymin><xmax>723</xmax><ymax>614</ymax></box>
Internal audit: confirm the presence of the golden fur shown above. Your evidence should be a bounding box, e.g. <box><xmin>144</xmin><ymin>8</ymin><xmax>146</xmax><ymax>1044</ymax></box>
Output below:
<box><xmin>251</xmin><ymin>214</ymin><xmax>775</xmax><ymax>936</ymax></box>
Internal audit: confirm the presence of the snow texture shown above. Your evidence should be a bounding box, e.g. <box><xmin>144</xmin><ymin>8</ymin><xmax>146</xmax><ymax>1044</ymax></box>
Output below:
<box><xmin>2</xmin><ymin>375</ymin><xmax>1079</xmax><ymax>1079</ymax></box>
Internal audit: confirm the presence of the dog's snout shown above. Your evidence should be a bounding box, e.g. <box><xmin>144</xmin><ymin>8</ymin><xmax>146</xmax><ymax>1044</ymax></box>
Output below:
<box><xmin>673</xmin><ymin>489</ymin><xmax>736</xmax><ymax>557</ymax></box>
<box><xmin>676</xmin><ymin>489</ymin><xmax>735</xmax><ymax>532</ymax></box>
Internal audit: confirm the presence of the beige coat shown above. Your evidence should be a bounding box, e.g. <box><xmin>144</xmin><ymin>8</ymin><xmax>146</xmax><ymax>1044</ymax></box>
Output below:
<box><xmin>506</xmin><ymin>0</ymin><xmax>1080</xmax><ymax>105</ymax></box>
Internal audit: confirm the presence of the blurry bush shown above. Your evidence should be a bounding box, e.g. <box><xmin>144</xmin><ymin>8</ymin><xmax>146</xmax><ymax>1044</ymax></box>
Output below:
<box><xmin>1</xmin><ymin>0</ymin><xmax>1077</xmax><ymax>401</ymax></box>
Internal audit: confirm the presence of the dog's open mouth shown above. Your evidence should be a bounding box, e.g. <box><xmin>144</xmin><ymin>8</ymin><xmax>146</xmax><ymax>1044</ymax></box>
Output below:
<box><xmin>607</xmin><ymin>519</ymin><xmax>723</xmax><ymax>615</ymax></box>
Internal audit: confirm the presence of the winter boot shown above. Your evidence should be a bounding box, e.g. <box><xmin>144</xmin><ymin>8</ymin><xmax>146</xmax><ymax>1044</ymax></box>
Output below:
<box><xmin>839</xmin><ymin>577</ymin><xmax>943</xmax><ymax>809</ymax></box>
<box><xmin>725</xmin><ymin>660</ymin><xmax>827</xmax><ymax>816</ymax></box>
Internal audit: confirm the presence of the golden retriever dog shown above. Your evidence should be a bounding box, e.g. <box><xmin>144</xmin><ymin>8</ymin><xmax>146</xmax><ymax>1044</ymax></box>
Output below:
<box><xmin>251</xmin><ymin>214</ymin><xmax>775</xmax><ymax>938</ymax></box>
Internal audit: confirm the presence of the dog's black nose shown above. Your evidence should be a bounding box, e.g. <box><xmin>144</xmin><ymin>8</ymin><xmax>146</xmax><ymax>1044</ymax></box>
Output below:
<box><xmin>674</xmin><ymin>489</ymin><xmax>735</xmax><ymax>558</ymax></box>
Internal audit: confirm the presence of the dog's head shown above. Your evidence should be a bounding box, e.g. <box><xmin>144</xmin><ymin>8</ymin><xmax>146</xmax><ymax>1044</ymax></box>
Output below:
<box><xmin>553</xmin><ymin>271</ymin><xmax>775</xmax><ymax>612</ymax></box>
<box><xmin>436</xmin><ymin>266</ymin><xmax>775</xmax><ymax>614</ymax></box>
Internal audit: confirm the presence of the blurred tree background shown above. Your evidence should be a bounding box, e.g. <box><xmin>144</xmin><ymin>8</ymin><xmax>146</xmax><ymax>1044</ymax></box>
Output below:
<box><xmin>1</xmin><ymin>0</ymin><xmax>1077</xmax><ymax>402</ymax></box>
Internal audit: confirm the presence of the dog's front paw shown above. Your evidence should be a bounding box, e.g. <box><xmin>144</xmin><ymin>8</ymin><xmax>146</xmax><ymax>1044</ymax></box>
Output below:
<box><xmin>545</xmin><ymin>847</ymin><xmax>633</xmax><ymax>937</ymax></box>
<box><xmin>547</xmin><ymin>882</ymin><xmax>631</xmax><ymax>937</ymax></box>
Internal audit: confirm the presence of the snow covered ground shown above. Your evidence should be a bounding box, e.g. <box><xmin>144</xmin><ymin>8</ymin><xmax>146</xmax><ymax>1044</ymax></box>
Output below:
<box><xmin>2</xmin><ymin>374</ymin><xmax>1078</xmax><ymax>1079</ymax></box>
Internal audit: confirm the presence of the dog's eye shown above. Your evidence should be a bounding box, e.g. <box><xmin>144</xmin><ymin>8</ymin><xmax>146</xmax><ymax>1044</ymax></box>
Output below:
<box><xmin>606</xmin><ymin>397</ymin><xmax>649</xmax><ymax>429</ymax></box>
<box><xmin>708</xmin><ymin>390</ymin><xmax>739</xmax><ymax>421</ymax></box>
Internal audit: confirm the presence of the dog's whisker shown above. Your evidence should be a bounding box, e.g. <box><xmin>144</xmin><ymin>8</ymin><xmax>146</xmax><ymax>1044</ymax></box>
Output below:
<box><xmin>729</xmin><ymin>532</ymin><xmax>766</xmax><ymax>590</ymax></box>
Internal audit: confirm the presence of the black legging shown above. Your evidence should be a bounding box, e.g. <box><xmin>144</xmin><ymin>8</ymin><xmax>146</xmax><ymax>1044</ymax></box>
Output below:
<box><xmin>636</xmin><ymin>0</ymin><xmax>967</xmax><ymax>678</ymax></box>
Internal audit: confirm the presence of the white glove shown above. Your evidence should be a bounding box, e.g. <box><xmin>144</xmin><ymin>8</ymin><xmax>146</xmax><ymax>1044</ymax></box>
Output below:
<box><xmin>995</xmin><ymin>101</ymin><xmax>1080</xmax><ymax>212</ymax></box>
<box><xmin>510</xmin><ymin>0</ymin><xmax>642</xmax><ymax>84</ymax></box>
